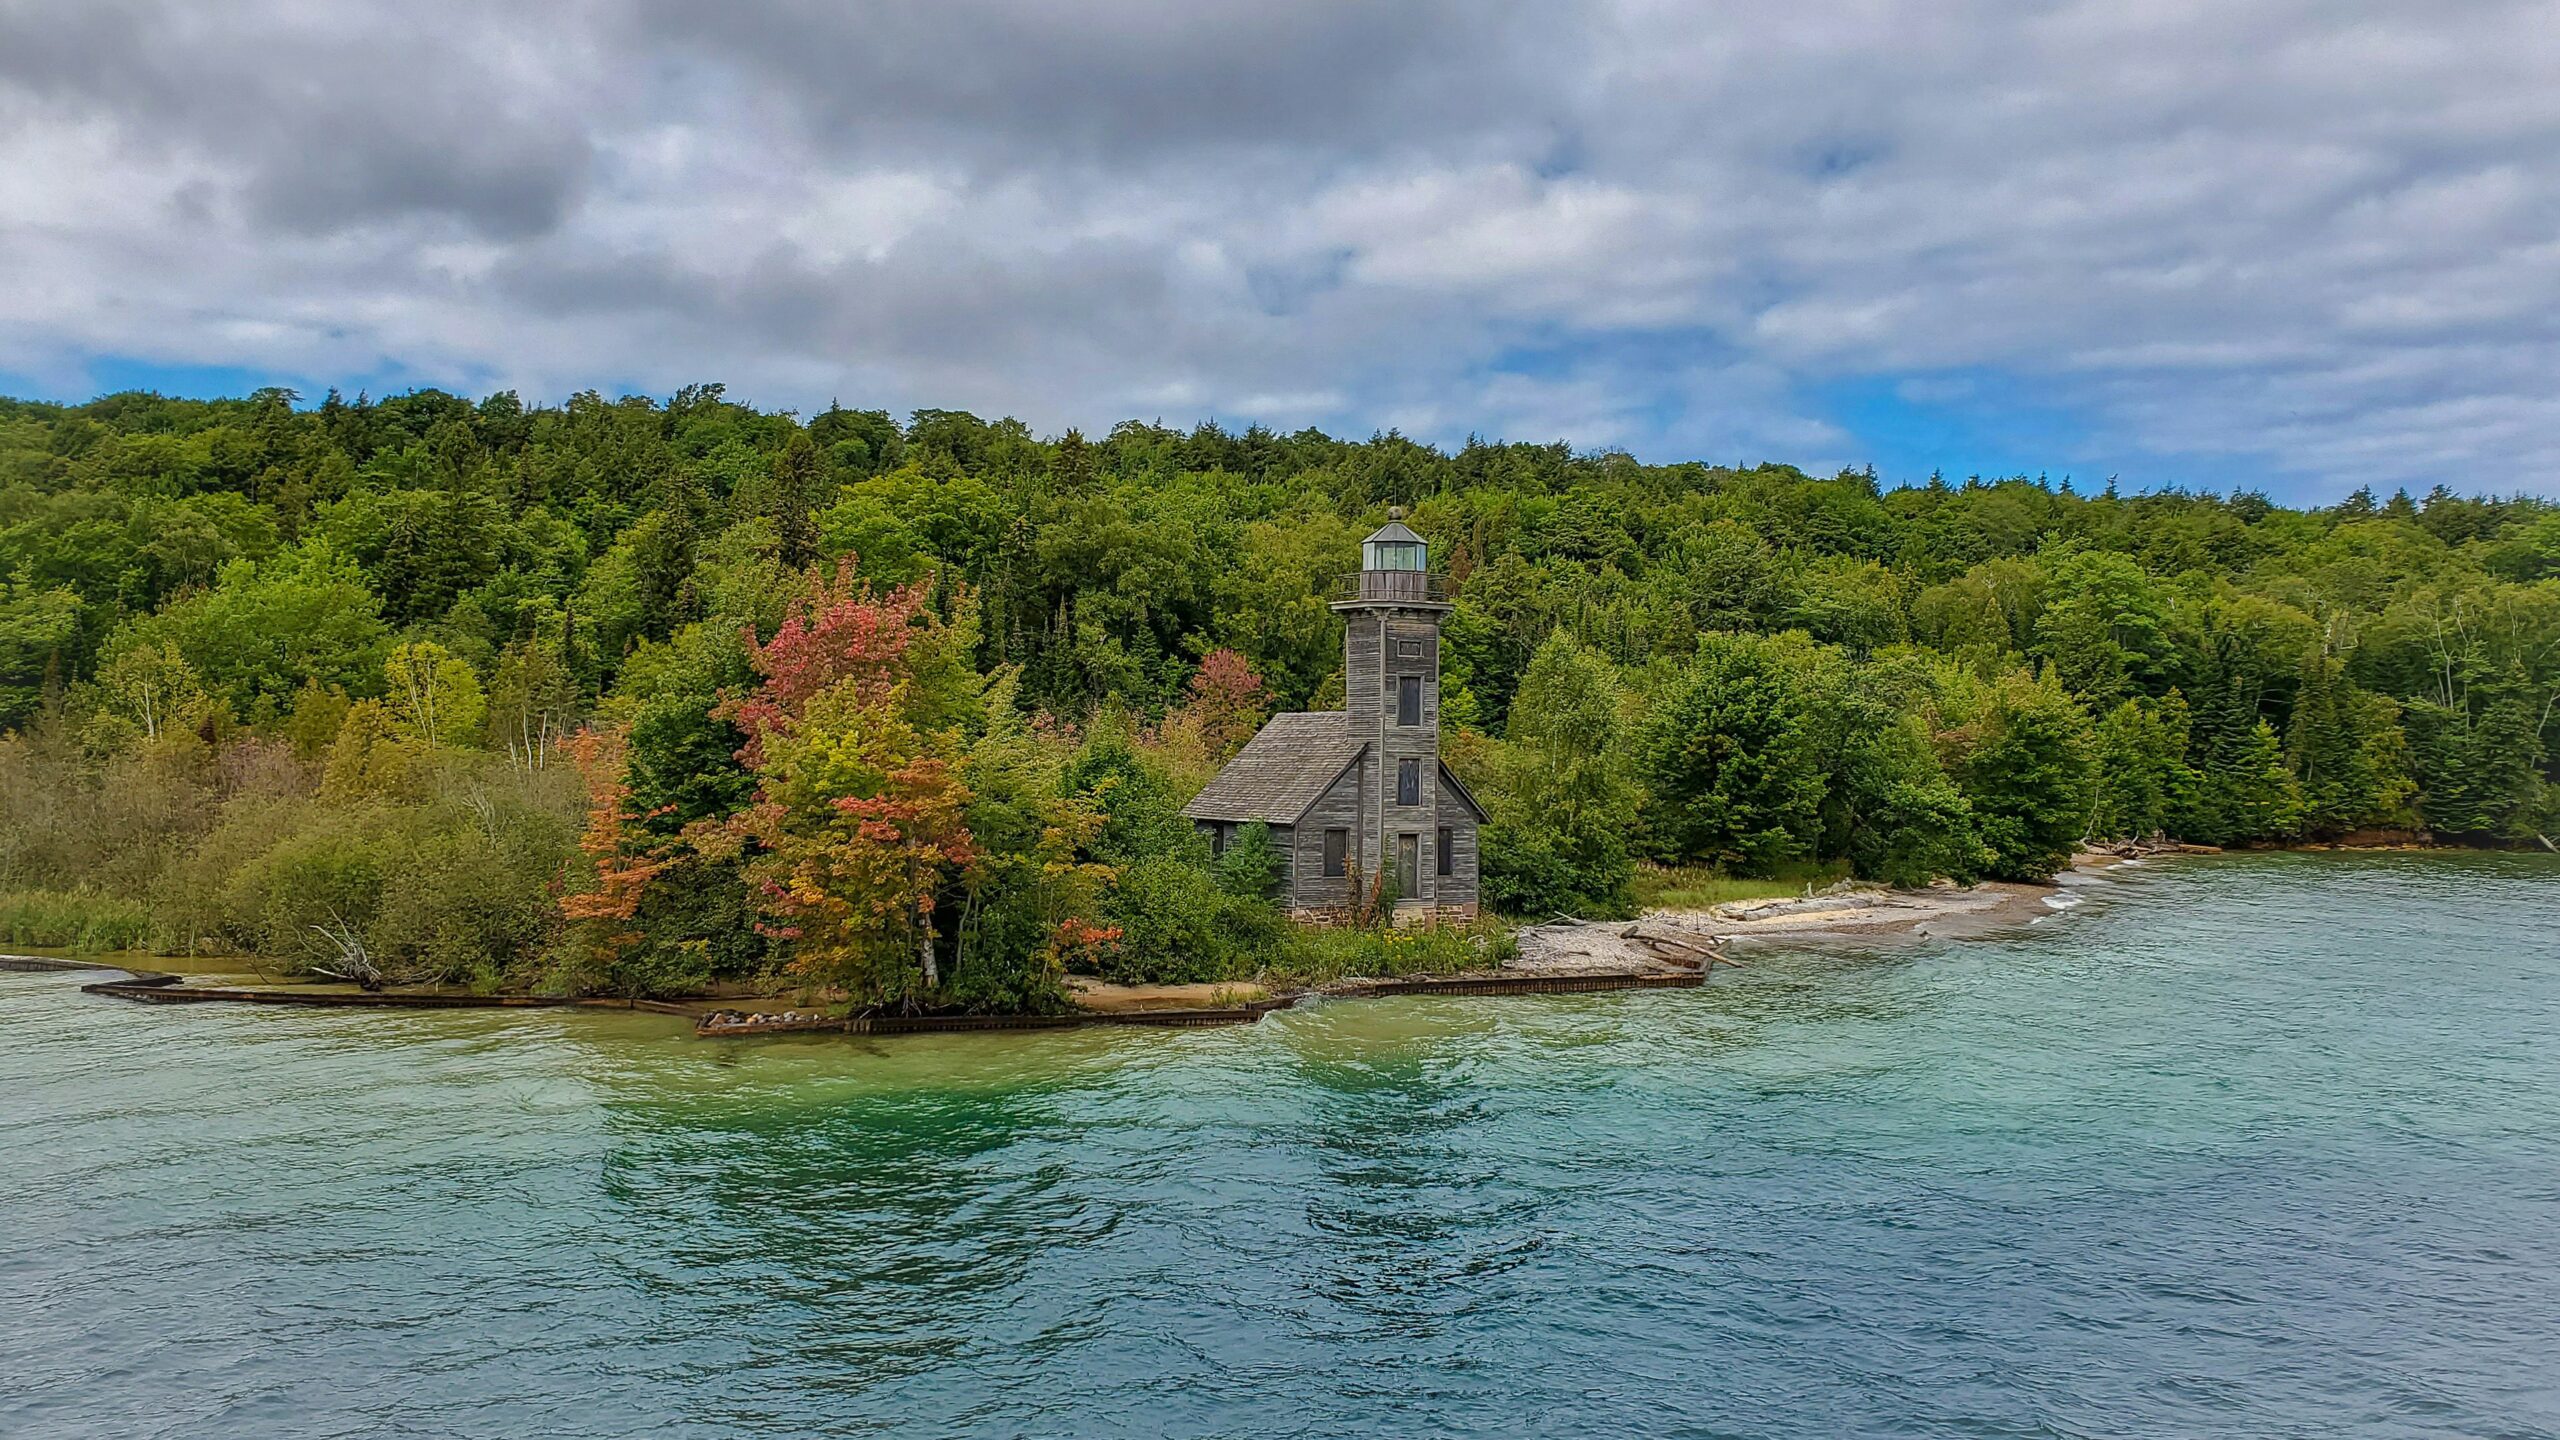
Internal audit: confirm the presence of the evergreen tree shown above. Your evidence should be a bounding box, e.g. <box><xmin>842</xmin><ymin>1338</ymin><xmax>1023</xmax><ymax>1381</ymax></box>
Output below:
<box><xmin>770</xmin><ymin>431</ymin><xmax>822</xmax><ymax>571</ymax></box>
<box><xmin>2287</xmin><ymin>653</ymin><xmax>2413</xmax><ymax>836</ymax></box>
<box><xmin>2409</xmin><ymin>687</ymin><xmax>2548</xmax><ymax>840</ymax></box>
<box><xmin>1636</xmin><ymin>632</ymin><xmax>1826</xmax><ymax>873</ymax></box>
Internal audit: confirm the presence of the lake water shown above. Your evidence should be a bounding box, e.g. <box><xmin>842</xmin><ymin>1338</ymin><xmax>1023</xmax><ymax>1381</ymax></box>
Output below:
<box><xmin>6</xmin><ymin>852</ymin><xmax>2559</xmax><ymax>1439</ymax></box>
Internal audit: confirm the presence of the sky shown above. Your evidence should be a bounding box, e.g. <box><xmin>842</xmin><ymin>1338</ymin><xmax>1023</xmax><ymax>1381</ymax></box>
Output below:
<box><xmin>2</xmin><ymin>2</ymin><xmax>2557</xmax><ymax>502</ymax></box>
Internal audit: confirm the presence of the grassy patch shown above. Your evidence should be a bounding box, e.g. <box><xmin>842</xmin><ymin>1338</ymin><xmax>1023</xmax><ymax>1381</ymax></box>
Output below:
<box><xmin>1631</xmin><ymin>860</ymin><xmax>1851</xmax><ymax>912</ymax></box>
<box><xmin>0</xmin><ymin>890</ymin><xmax>157</xmax><ymax>954</ymax></box>
<box><xmin>1260</xmin><ymin>919</ymin><xmax>1515</xmax><ymax>989</ymax></box>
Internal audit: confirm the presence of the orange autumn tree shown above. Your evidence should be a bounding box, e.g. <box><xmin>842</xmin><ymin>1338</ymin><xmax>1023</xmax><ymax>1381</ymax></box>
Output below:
<box><xmin>722</xmin><ymin>558</ymin><xmax>932</xmax><ymax>767</ymax></box>
<box><xmin>714</xmin><ymin>559</ymin><xmax>980</xmax><ymax>1005</ymax></box>
<box><xmin>555</xmin><ymin>717</ymin><xmax>686</xmax><ymax>983</ymax></box>
<box><xmin>561</xmin><ymin>723</ymin><xmax>677</xmax><ymax>965</ymax></box>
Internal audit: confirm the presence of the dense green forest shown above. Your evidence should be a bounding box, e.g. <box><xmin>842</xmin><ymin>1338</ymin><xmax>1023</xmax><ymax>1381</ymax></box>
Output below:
<box><xmin>2</xmin><ymin>386</ymin><xmax>2553</xmax><ymax>1007</ymax></box>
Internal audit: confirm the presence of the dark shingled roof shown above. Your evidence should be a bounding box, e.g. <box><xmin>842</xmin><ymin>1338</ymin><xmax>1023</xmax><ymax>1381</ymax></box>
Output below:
<box><xmin>1179</xmin><ymin>712</ymin><xmax>1366</xmax><ymax>824</ymax></box>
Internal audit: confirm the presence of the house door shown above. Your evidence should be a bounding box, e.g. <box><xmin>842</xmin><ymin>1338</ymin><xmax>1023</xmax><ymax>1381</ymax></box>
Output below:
<box><xmin>1397</xmin><ymin>833</ymin><xmax>1420</xmax><ymax>899</ymax></box>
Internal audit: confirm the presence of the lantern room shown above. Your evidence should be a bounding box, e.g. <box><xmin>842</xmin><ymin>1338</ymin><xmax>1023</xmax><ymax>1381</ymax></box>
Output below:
<box><xmin>1362</xmin><ymin>515</ymin><xmax>1426</xmax><ymax>572</ymax></box>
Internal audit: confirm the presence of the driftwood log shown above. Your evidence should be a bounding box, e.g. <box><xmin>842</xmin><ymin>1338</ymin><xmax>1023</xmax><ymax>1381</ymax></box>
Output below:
<box><xmin>1617</xmin><ymin>922</ymin><xmax>1734</xmax><ymax>971</ymax></box>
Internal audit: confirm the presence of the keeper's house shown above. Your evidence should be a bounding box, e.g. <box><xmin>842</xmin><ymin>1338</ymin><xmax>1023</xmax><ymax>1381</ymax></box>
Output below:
<box><xmin>1180</xmin><ymin>517</ymin><xmax>1485</xmax><ymax>922</ymax></box>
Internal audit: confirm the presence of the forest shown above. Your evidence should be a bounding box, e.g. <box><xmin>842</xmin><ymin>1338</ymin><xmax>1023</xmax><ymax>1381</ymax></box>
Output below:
<box><xmin>1</xmin><ymin>385</ymin><xmax>2553</xmax><ymax>1009</ymax></box>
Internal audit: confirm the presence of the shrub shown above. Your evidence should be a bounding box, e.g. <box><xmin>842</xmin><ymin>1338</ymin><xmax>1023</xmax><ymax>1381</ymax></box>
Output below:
<box><xmin>215</xmin><ymin>816</ymin><xmax>390</xmax><ymax>968</ymax></box>
<box><xmin>1482</xmin><ymin>823</ymin><xmax>1634</xmax><ymax>919</ymax></box>
<box><xmin>0</xmin><ymin>889</ymin><xmax>156</xmax><ymax>953</ymax></box>
<box><xmin>191</xmin><ymin>767</ymin><xmax>576</xmax><ymax>985</ymax></box>
<box><xmin>1266</xmin><ymin>920</ymin><xmax>1500</xmax><ymax>987</ymax></box>
<box><xmin>370</xmin><ymin>825</ymin><xmax>558</xmax><ymax>989</ymax></box>
<box><xmin>1100</xmin><ymin>852</ymin><xmax>1284</xmax><ymax>984</ymax></box>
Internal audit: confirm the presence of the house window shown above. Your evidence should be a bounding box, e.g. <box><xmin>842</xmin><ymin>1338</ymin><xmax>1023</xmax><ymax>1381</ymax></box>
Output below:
<box><xmin>1437</xmin><ymin>826</ymin><xmax>1453</xmax><ymax>876</ymax></box>
<box><xmin>1397</xmin><ymin>834</ymin><xmax>1419</xmax><ymax>895</ymax></box>
<box><xmin>1397</xmin><ymin>758</ymin><xmax>1420</xmax><ymax>806</ymax></box>
<box><xmin>1322</xmin><ymin>828</ymin><xmax>1348</xmax><ymax>878</ymax></box>
<box><xmin>1210</xmin><ymin>822</ymin><xmax>1231</xmax><ymax>857</ymax></box>
<box><xmin>1397</xmin><ymin>674</ymin><xmax>1421</xmax><ymax>727</ymax></box>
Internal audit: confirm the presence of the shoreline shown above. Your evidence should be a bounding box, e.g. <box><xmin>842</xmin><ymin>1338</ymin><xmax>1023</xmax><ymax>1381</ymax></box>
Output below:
<box><xmin>1509</xmin><ymin>833</ymin><xmax>2542</xmax><ymax>967</ymax></box>
<box><xmin>14</xmin><ymin>842</ymin><xmax>2526</xmax><ymax>1038</ymax></box>
<box><xmin>1503</xmin><ymin>841</ymin><xmax>2234</xmax><ymax>975</ymax></box>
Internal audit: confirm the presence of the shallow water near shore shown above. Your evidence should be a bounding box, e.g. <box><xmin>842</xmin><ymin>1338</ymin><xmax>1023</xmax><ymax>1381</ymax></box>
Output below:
<box><xmin>7</xmin><ymin>852</ymin><xmax>2559</xmax><ymax>1438</ymax></box>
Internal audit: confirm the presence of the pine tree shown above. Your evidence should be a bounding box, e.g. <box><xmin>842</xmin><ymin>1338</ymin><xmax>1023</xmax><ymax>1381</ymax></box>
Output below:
<box><xmin>1635</xmin><ymin>632</ymin><xmax>1826</xmax><ymax>873</ymax></box>
<box><xmin>771</xmin><ymin>431</ymin><xmax>822</xmax><ymax>571</ymax></box>
<box><xmin>2411</xmin><ymin>684</ymin><xmax>2547</xmax><ymax>840</ymax></box>
<box><xmin>1053</xmin><ymin>428</ymin><xmax>1095</xmax><ymax>494</ymax></box>
<box><xmin>2287</xmin><ymin>652</ymin><xmax>2413</xmax><ymax>836</ymax></box>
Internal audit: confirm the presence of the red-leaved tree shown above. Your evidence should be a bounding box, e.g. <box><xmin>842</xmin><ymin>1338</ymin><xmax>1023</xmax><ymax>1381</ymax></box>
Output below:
<box><xmin>719</xmin><ymin>558</ymin><xmax>931</xmax><ymax>768</ymax></box>
<box><xmin>714</xmin><ymin>560</ymin><xmax>978</xmax><ymax>1004</ymax></box>
<box><xmin>1180</xmin><ymin>648</ymin><xmax>1270</xmax><ymax>759</ymax></box>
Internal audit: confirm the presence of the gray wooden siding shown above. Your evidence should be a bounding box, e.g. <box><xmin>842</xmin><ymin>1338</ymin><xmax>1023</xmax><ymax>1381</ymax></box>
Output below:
<box><xmin>1322</xmin><ymin>600</ymin><xmax>1470</xmax><ymax>913</ymax></box>
<box><xmin>1288</xmin><ymin>759</ymin><xmax>1369</xmax><ymax>914</ymax></box>
<box><xmin>1377</xmin><ymin>615</ymin><xmax>1440</xmax><ymax>903</ymax></box>
<box><xmin>1432</xmin><ymin>789</ymin><xmax>1480</xmax><ymax>908</ymax></box>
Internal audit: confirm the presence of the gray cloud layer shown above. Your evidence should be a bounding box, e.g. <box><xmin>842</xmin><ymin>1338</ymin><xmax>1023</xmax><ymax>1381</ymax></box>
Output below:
<box><xmin>2</xmin><ymin>0</ymin><xmax>2555</xmax><ymax>495</ymax></box>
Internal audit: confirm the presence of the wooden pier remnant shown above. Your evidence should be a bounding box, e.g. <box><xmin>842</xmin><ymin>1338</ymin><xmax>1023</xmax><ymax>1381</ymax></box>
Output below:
<box><xmin>16</xmin><ymin>948</ymin><xmax>1717</xmax><ymax>1041</ymax></box>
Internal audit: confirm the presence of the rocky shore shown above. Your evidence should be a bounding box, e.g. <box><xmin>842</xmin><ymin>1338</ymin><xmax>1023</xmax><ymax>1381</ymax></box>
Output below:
<box><xmin>1509</xmin><ymin>842</ymin><xmax>2213</xmax><ymax>978</ymax></box>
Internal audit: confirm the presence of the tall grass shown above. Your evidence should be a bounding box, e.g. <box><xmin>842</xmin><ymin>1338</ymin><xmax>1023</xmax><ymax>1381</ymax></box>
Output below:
<box><xmin>1631</xmin><ymin>860</ymin><xmax>1852</xmax><ymax>912</ymax></box>
<box><xmin>1262</xmin><ymin>918</ymin><xmax>1514</xmax><ymax>988</ymax></box>
<box><xmin>0</xmin><ymin>890</ymin><xmax>157</xmax><ymax>954</ymax></box>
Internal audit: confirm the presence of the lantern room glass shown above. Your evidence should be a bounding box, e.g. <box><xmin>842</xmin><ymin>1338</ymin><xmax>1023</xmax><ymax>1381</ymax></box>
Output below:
<box><xmin>1363</xmin><ymin>539</ymin><xmax>1426</xmax><ymax>571</ymax></box>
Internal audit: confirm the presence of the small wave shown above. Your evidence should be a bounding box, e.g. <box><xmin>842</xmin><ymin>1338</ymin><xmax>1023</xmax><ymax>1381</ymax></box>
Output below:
<box><xmin>2042</xmin><ymin>893</ymin><xmax>2084</xmax><ymax>910</ymax></box>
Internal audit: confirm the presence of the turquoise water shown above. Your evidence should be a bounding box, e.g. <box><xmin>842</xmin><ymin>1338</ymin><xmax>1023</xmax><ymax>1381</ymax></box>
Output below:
<box><xmin>6</xmin><ymin>853</ymin><xmax>2559</xmax><ymax>1438</ymax></box>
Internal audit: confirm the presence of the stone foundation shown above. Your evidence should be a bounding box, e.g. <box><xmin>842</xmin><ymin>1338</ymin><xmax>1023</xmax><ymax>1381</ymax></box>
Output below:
<box><xmin>1287</xmin><ymin>902</ymin><xmax>1478</xmax><ymax>927</ymax></box>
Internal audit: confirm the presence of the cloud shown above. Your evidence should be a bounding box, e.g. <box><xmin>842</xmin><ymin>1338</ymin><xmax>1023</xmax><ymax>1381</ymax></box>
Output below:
<box><xmin>0</xmin><ymin>1</ymin><xmax>593</xmax><ymax>239</ymax></box>
<box><xmin>0</xmin><ymin>0</ymin><xmax>2556</xmax><ymax>497</ymax></box>
<box><xmin>615</xmin><ymin>0</ymin><xmax>1565</xmax><ymax>167</ymax></box>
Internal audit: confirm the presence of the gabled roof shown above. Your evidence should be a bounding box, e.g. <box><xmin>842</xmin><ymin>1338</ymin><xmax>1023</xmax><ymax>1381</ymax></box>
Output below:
<box><xmin>1437</xmin><ymin>760</ymin><xmax>1490</xmax><ymax>824</ymax></box>
<box><xmin>1179</xmin><ymin>712</ymin><xmax>1366</xmax><ymax>824</ymax></box>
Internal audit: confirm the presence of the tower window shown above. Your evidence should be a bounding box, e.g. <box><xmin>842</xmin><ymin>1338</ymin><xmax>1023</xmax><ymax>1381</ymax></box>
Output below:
<box><xmin>1395</xmin><ymin>639</ymin><xmax>1423</xmax><ymax>659</ymax></box>
<box><xmin>1397</xmin><ymin>758</ymin><xmax>1420</xmax><ymax>806</ymax></box>
<box><xmin>1397</xmin><ymin>674</ymin><xmax>1421</xmax><ymax>727</ymax></box>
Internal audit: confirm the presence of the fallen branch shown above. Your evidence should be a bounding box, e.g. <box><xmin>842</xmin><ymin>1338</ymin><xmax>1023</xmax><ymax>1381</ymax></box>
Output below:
<box><xmin>307</xmin><ymin>913</ymin><xmax>384</xmax><ymax>992</ymax></box>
